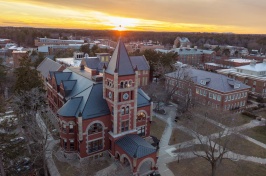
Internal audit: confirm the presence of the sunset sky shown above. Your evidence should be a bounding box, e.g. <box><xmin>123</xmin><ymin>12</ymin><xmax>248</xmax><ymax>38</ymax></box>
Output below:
<box><xmin>1</xmin><ymin>0</ymin><xmax>266</xmax><ymax>34</ymax></box>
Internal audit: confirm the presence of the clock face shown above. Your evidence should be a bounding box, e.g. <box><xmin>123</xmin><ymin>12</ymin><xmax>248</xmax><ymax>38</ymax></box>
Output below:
<box><xmin>123</xmin><ymin>93</ymin><xmax>129</xmax><ymax>100</ymax></box>
<box><xmin>108</xmin><ymin>92</ymin><xmax>112</xmax><ymax>99</ymax></box>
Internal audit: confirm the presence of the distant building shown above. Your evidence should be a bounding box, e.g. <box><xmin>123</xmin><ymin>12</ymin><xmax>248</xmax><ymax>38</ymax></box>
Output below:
<box><xmin>173</xmin><ymin>37</ymin><xmax>191</xmax><ymax>48</ymax></box>
<box><xmin>35</xmin><ymin>37</ymin><xmax>84</xmax><ymax>47</ymax></box>
<box><xmin>156</xmin><ymin>47</ymin><xmax>216</xmax><ymax>67</ymax></box>
<box><xmin>205</xmin><ymin>58</ymin><xmax>256</xmax><ymax>72</ymax></box>
<box><xmin>12</xmin><ymin>51</ymin><xmax>28</xmax><ymax>68</ymax></box>
<box><xmin>0</xmin><ymin>38</ymin><xmax>11</xmax><ymax>48</ymax></box>
<box><xmin>46</xmin><ymin>40</ymin><xmax>158</xmax><ymax>175</ymax></box>
<box><xmin>217</xmin><ymin>60</ymin><xmax>266</xmax><ymax>97</ymax></box>
<box><xmin>125</xmin><ymin>43</ymin><xmax>164</xmax><ymax>53</ymax></box>
<box><xmin>165</xmin><ymin>68</ymin><xmax>250</xmax><ymax>112</ymax></box>
<box><xmin>204</xmin><ymin>44</ymin><xmax>249</xmax><ymax>57</ymax></box>
<box><xmin>37</xmin><ymin>44</ymin><xmax>83</xmax><ymax>55</ymax></box>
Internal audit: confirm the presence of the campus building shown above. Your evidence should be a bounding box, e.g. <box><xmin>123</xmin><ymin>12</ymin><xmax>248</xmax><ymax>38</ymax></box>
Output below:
<box><xmin>35</xmin><ymin>37</ymin><xmax>84</xmax><ymax>47</ymax></box>
<box><xmin>46</xmin><ymin>40</ymin><xmax>158</xmax><ymax>175</ymax></box>
<box><xmin>165</xmin><ymin>68</ymin><xmax>250</xmax><ymax>112</ymax></box>
<box><xmin>217</xmin><ymin>60</ymin><xmax>266</xmax><ymax>98</ymax></box>
<box><xmin>155</xmin><ymin>47</ymin><xmax>216</xmax><ymax>67</ymax></box>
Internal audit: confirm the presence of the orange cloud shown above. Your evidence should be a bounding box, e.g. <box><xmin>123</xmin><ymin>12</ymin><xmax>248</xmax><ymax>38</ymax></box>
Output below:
<box><xmin>0</xmin><ymin>0</ymin><xmax>266</xmax><ymax>34</ymax></box>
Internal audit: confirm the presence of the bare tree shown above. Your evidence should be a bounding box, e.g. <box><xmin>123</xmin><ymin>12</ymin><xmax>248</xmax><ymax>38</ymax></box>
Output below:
<box><xmin>164</xmin><ymin>65</ymin><xmax>195</xmax><ymax>118</ymax></box>
<box><xmin>180</xmin><ymin>105</ymin><xmax>238</xmax><ymax>176</ymax></box>
<box><xmin>12</xmin><ymin>88</ymin><xmax>51</xmax><ymax>176</ymax></box>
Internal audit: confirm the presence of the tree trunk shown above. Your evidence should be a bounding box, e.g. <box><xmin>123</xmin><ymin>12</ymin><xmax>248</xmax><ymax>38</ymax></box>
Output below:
<box><xmin>43</xmin><ymin>155</ymin><xmax>48</xmax><ymax>176</ymax></box>
<box><xmin>211</xmin><ymin>162</ymin><xmax>216</xmax><ymax>176</ymax></box>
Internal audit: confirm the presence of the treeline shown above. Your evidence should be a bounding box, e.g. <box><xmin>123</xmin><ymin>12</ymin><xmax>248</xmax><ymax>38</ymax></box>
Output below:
<box><xmin>1</xmin><ymin>27</ymin><xmax>266</xmax><ymax>51</ymax></box>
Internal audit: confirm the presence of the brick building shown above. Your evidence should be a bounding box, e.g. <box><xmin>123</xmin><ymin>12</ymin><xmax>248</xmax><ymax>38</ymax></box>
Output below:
<box><xmin>156</xmin><ymin>47</ymin><xmax>216</xmax><ymax>67</ymax></box>
<box><xmin>12</xmin><ymin>51</ymin><xmax>28</xmax><ymax>68</ymax></box>
<box><xmin>35</xmin><ymin>37</ymin><xmax>84</xmax><ymax>47</ymax></box>
<box><xmin>165</xmin><ymin>68</ymin><xmax>250</xmax><ymax>112</ymax></box>
<box><xmin>204</xmin><ymin>58</ymin><xmax>256</xmax><ymax>72</ymax></box>
<box><xmin>217</xmin><ymin>60</ymin><xmax>266</xmax><ymax>97</ymax></box>
<box><xmin>46</xmin><ymin>40</ymin><xmax>158</xmax><ymax>175</ymax></box>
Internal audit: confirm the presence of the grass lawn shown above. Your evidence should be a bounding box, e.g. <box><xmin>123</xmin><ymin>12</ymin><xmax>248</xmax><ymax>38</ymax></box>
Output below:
<box><xmin>243</xmin><ymin>126</ymin><xmax>266</xmax><ymax>144</ymax></box>
<box><xmin>169</xmin><ymin>128</ymin><xmax>194</xmax><ymax>145</ymax></box>
<box><xmin>221</xmin><ymin>114</ymin><xmax>253</xmax><ymax>127</ymax></box>
<box><xmin>53</xmin><ymin>155</ymin><xmax>79</xmax><ymax>176</ymax></box>
<box><xmin>173</xmin><ymin>144</ymin><xmax>217</xmax><ymax>153</ymax></box>
<box><xmin>177</xmin><ymin>117</ymin><xmax>222</xmax><ymax>136</ymax></box>
<box><xmin>216</xmin><ymin>134</ymin><xmax>266</xmax><ymax>158</ymax></box>
<box><xmin>150</xmin><ymin>116</ymin><xmax>166</xmax><ymax>140</ymax></box>
<box><xmin>168</xmin><ymin>157</ymin><xmax>266</xmax><ymax>176</ymax></box>
<box><xmin>254</xmin><ymin>110</ymin><xmax>266</xmax><ymax>118</ymax></box>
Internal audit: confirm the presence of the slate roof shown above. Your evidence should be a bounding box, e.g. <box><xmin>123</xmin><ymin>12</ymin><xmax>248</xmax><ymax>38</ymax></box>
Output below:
<box><xmin>81</xmin><ymin>84</ymin><xmax>110</xmax><ymax>119</ymax></box>
<box><xmin>105</xmin><ymin>40</ymin><xmax>135</xmax><ymax>76</ymax></box>
<box><xmin>137</xmin><ymin>89</ymin><xmax>151</xmax><ymax>107</ymax></box>
<box><xmin>116</xmin><ymin>134</ymin><xmax>156</xmax><ymax>158</ymax></box>
<box><xmin>84</xmin><ymin>55</ymin><xmax>149</xmax><ymax>72</ymax></box>
<box><xmin>166</xmin><ymin>68</ymin><xmax>250</xmax><ymax>93</ymax></box>
<box><xmin>130</xmin><ymin>56</ymin><xmax>150</xmax><ymax>71</ymax></box>
<box><xmin>37</xmin><ymin>58</ymin><xmax>62</xmax><ymax>78</ymax></box>
<box><xmin>83</xmin><ymin>57</ymin><xmax>109</xmax><ymax>72</ymax></box>
<box><xmin>58</xmin><ymin>97</ymin><xmax>82</xmax><ymax>117</ymax></box>
<box><xmin>54</xmin><ymin>72</ymin><xmax>72</xmax><ymax>85</ymax></box>
<box><xmin>62</xmin><ymin>80</ymin><xmax>77</xmax><ymax>96</ymax></box>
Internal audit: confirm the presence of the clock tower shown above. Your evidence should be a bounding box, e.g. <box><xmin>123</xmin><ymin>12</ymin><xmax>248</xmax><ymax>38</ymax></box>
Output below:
<box><xmin>103</xmin><ymin>39</ymin><xmax>139</xmax><ymax>154</ymax></box>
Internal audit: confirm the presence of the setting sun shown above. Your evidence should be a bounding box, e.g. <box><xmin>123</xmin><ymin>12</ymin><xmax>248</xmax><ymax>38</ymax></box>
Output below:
<box><xmin>106</xmin><ymin>16</ymin><xmax>139</xmax><ymax>31</ymax></box>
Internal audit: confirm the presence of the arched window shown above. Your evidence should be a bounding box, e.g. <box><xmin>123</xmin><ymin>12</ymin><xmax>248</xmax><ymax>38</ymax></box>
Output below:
<box><xmin>121</xmin><ymin>107</ymin><xmax>125</xmax><ymax>115</ymax></box>
<box><xmin>137</xmin><ymin>112</ymin><xmax>146</xmax><ymax>121</ymax></box>
<box><xmin>120</xmin><ymin>82</ymin><xmax>124</xmax><ymax>88</ymax></box>
<box><xmin>88</xmin><ymin>123</ymin><xmax>103</xmax><ymax>135</ymax></box>
<box><xmin>125</xmin><ymin>81</ymin><xmax>128</xmax><ymax>88</ymax></box>
<box><xmin>125</xmin><ymin>106</ymin><xmax>129</xmax><ymax>114</ymax></box>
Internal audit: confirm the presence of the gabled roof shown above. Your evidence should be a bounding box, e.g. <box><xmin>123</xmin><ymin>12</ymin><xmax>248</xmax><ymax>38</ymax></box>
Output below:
<box><xmin>54</xmin><ymin>72</ymin><xmax>72</xmax><ymax>85</ymax></box>
<box><xmin>105</xmin><ymin>40</ymin><xmax>135</xmax><ymax>76</ymax></box>
<box><xmin>116</xmin><ymin>134</ymin><xmax>156</xmax><ymax>158</ymax></box>
<box><xmin>83</xmin><ymin>57</ymin><xmax>109</xmax><ymax>72</ymax></box>
<box><xmin>62</xmin><ymin>80</ymin><xmax>77</xmax><ymax>96</ymax></box>
<box><xmin>130</xmin><ymin>56</ymin><xmax>150</xmax><ymax>71</ymax></box>
<box><xmin>37</xmin><ymin>58</ymin><xmax>62</xmax><ymax>78</ymax></box>
<box><xmin>137</xmin><ymin>89</ymin><xmax>151</xmax><ymax>107</ymax></box>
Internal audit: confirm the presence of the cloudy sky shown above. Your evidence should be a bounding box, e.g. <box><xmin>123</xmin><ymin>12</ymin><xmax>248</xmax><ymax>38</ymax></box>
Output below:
<box><xmin>1</xmin><ymin>0</ymin><xmax>266</xmax><ymax>34</ymax></box>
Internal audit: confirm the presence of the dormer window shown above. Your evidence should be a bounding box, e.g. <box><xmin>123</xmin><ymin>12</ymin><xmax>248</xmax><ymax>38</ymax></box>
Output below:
<box><xmin>200</xmin><ymin>80</ymin><xmax>206</xmax><ymax>85</ymax></box>
<box><xmin>234</xmin><ymin>83</ymin><xmax>240</xmax><ymax>89</ymax></box>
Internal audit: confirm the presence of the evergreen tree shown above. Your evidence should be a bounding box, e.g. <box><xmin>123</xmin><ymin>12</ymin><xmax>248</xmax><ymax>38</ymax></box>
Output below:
<box><xmin>13</xmin><ymin>56</ymin><xmax>44</xmax><ymax>93</ymax></box>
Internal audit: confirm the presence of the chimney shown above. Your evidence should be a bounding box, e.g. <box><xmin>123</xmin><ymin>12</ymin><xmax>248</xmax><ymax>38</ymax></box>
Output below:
<box><xmin>80</xmin><ymin>64</ymin><xmax>85</xmax><ymax>70</ymax></box>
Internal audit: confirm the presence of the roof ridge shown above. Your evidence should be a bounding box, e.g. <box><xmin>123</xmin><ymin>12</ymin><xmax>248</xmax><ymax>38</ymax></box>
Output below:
<box><xmin>72</xmin><ymin>85</ymin><xmax>93</xmax><ymax>98</ymax></box>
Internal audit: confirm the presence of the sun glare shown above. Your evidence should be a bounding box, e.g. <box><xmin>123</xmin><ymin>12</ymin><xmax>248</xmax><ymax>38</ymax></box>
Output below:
<box><xmin>107</xmin><ymin>16</ymin><xmax>139</xmax><ymax>31</ymax></box>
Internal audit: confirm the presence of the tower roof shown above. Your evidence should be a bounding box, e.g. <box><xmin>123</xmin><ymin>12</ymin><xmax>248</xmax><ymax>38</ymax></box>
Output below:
<box><xmin>105</xmin><ymin>40</ymin><xmax>135</xmax><ymax>76</ymax></box>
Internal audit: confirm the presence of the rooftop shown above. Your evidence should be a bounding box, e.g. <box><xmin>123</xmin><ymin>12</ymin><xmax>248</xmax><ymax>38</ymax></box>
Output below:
<box><xmin>236</xmin><ymin>61</ymin><xmax>266</xmax><ymax>72</ymax></box>
<box><xmin>166</xmin><ymin>68</ymin><xmax>250</xmax><ymax>93</ymax></box>
<box><xmin>116</xmin><ymin>134</ymin><xmax>156</xmax><ymax>158</ymax></box>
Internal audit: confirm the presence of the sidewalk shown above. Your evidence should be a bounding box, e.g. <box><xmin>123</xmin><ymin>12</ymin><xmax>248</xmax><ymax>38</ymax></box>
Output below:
<box><xmin>36</xmin><ymin>113</ymin><xmax>60</xmax><ymax>176</ymax></box>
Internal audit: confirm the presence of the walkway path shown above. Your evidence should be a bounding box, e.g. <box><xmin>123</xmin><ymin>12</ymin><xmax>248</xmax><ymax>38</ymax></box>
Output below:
<box><xmin>153</xmin><ymin>105</ymin><xmax>266</xmax><ymax>176</ymax></box>
<box><xmin>36</xmin><ymin>113</ymin><xmax>61</xmax><ymax>176</ymax></box>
